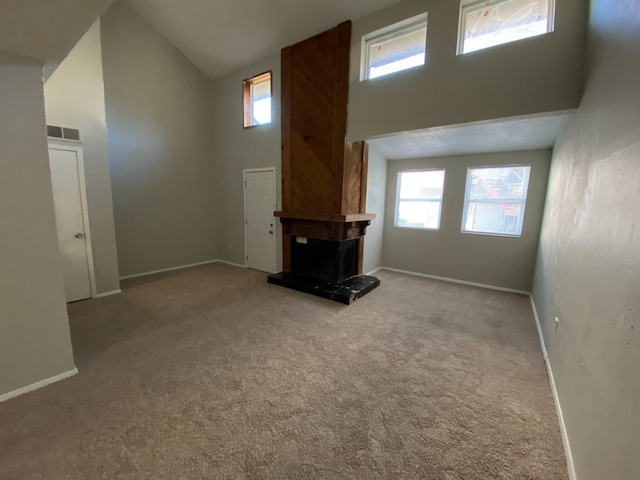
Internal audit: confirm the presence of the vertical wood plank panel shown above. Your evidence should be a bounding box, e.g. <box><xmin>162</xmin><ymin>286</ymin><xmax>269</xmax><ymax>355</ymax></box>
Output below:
<box><xmin>281</xmin><ymin>47</ymin><xmax>292</xmax><ymax>212</ymax></box>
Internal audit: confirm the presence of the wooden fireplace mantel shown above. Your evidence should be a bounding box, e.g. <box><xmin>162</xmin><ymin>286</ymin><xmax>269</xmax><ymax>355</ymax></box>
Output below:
<box><xmin>275</xmin><ymin>211</ymin><xmax>376</xmax><ymax>223</ymax></box>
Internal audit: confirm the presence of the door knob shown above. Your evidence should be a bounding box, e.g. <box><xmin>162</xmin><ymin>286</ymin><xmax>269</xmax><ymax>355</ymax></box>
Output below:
<box><xmin>75</xmin><ymin>233</ymin><xmax>84</xmax><ymax>239</ymax></box>
<box><xmin>268</xmin><ymin>230</ymin><xmax>274</xmax><ymax>234</ymax></box>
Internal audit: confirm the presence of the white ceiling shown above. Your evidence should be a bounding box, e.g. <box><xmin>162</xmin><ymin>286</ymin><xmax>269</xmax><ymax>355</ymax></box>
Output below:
<box><xmin>0</xmin><ymin>0</ymin><xmax>113</xmax><ymax>78</ymax></box>
<box><xmin>123</xmin><ymin>0</ymin><xmax>405</xmax><ymax>79</ymax></box>
<box><xmin>368</xmin><ymin>114</ymin><xmax>574</xmax><ymax>160</ymax></box>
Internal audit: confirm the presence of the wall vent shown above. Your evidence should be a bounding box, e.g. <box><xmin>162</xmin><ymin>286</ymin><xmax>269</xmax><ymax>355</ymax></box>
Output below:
<box><xmin>47</xmin><ymin>125</ymin><xmax>81</xmax><ymax>141</ymax></box>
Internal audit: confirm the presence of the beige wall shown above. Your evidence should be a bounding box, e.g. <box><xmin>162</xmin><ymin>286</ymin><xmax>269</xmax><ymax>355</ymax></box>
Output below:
<box><xmin>363</xmin><ymin>144</ymin><xmax>387</xmax><ymax>274</ymax></box>
<box><xmin>101</xmin><ymin>2</ymin><xmax>217</xmax><ymax>277</ymax></box>
<box><xmin>0</xmin><ymin>60</ymin><xmax>76</xmax><ymax>397</ymax></box>
<box><xmin>210</xmin><ymin>55</ymin><xmax>283</xmax><ymax>270</ymax></box>
<box><xmin>44</xmin><ymin>20</ymin><xmax>120</xmax><ymax>294</ymax></box>
<box><xmin>383</xmin><ymin>150</ymin><xmax>551</xmax><ymax>292</ymax></box>
<box><xmin>347</xmin><ymin>0</ymin><xmax>588</xmax><ymax>140</ymax></box>
<box><xmin>532</xmin><ymin>0</ymin><xmax>640</xmax><ymax>478</ymax></box>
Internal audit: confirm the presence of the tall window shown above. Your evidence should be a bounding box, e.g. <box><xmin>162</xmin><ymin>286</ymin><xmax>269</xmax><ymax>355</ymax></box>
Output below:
<box><xmin>243</xmin><ymin>71</ymin><xmax>272</xmax><ymax>128</ymax></box>
<box><xmin>361</xmin><ymin>13</ymin><xmax>428</xmax><ymax>81</ymax></box>
<box><xmin>395</xmin><ymin>169</ymin><xmax>445</xmax><ymax>230</ymax></box>
<box><xmin>458</xmin><ymin>0</ymin><xmax>555</xmax><ymax>55</ymax></box>
<box><xmin>461</xmin><ymin>165</ymin><xmax>531</xmax><ymax>237</ymax></box>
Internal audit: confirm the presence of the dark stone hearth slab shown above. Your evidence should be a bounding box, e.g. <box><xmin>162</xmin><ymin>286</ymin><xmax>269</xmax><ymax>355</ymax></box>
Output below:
<box><xmin>267</xmin><ymin>273</ymin><xmax>380</xmax><ymax>305</ymax></box>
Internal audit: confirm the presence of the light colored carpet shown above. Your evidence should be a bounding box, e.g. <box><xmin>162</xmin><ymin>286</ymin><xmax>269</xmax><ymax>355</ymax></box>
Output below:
<box><xmin>0</xmin><ymin>264</ymin><xmax>568</xmax><ymax>479</ymax></box>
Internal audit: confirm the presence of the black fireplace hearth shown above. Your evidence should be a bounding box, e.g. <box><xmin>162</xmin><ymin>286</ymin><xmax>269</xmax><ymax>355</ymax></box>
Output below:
<box><xmin>268</xmin><ymin>235</ymin><xmax>380</xmax><ymax>304</ymax></box>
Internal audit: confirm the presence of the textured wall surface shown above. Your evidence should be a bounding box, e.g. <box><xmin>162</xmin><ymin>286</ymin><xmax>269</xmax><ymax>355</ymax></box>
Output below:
<box><xmin>383</xmin><ymin>150</ymin><xmax>551</xmax><ymax>292</ymax></box>
<box><xmin>347</xmin><ymin>0</ymin><xmax>588</xmax><ymax>140</ymax></box>
<box><xmin>0</xmin><ymin>62</ymin><xmax>76</xmax><ymax>396</ymax></box>
<box><xmin>45</xmin><ymin>21</ymin><xmax>121</xmax><ymax>294</ymax></box>
<box><xmin>363</xmin><ymin>144</ymin><xmax>387</xmax><ymax>274</ymax></box>
<box><xmin>102</xmin><ymin>2</ymin><xmax>217</xmax><ymax>277</ymax></box>
<box><xmin>532</xmin><ymin>0</ymin><xmax>640</xmax><ymax>478</ymax></box>
<box><xmin>210</xmin><ymin>55</ymin><xmax>283</xmax><ymax>270</ymax></box>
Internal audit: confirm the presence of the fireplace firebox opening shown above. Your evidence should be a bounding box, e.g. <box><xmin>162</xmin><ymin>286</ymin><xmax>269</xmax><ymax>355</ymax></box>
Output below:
<box><xmin>291</xmin><ymin>237</ymin><xmax>357</xmax><ymax>283</ymax></box>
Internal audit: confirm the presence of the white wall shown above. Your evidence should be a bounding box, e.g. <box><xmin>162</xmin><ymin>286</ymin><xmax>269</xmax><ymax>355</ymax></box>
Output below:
<box><xmin>210</xmin><ymin>55</ymin><xmax>283</xmax><ymax>270</ymax></box>
<box><xmin>0</xmin><ymin>59</ymin><xmax>76</xmax><ymax>397</ymax></box>
<box><xmin>101</xmin><ymin>2</ymin><xmax>217</xmax><ymax>277</ymax></box>
<box><xmin>363</xmin><ymin>144</ymin><xmax>387</xmax><ymax>274</ymax></box>
<box><xmin>383</xmin><ymin>150</ymin><xmax>551</xmax><ymax>292</ymax></box>
<box><xmin>44</xmin><ymin>20</ymin><xmax>120</xmax><ymax>294</ymax></box>
<box><xmin>532</xmin><ymin>0</ymin><xmax>640</xmax><ymax>478</ymax></box>
<box><xmin>347</xmin><ymin>0</ymin><xmax>588</xmax><ymax>140</ymax></box>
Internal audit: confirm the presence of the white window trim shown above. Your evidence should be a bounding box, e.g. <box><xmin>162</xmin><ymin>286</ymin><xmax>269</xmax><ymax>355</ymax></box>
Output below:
<box><xmin>360</xmin><ymin>12</ymin><xmax>429</xmax><ymax>81</ymax></box>
<box><xmin>456</xmin><ymin>0</ymin><xmax>556</xmax><ymax>56</ymax></box>
<box><xmin>394</xmin><ymin>168</ymin><xmax>445</xmax><ymax>231</ymax></box>
<box><xmin>460</xmin><ymin>164</ymin><xmax>531</xmax><ymax>238</ymax></box>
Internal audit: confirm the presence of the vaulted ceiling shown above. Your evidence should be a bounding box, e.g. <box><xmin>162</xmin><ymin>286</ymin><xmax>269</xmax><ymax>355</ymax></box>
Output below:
<box><xmin>123</xmin><ymin>0</ymin><xmax>405</xmax><ymax>79</ymax></box>
<box><xmin>0</xmin><ymin>0</ymin><xmax>113</xmax><ymax>78</ymax></box>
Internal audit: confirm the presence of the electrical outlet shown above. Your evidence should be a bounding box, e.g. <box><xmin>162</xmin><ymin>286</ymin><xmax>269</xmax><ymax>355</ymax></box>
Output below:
<box><xmin>554</xmin><ymin>316</ymin><xmax>559</xmax><ymax>333</ymax></box>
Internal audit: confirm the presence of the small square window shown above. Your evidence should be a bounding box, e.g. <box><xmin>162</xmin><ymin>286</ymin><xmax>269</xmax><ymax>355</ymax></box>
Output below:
<box><xmin>243</xmin><ymin>71</ymin><xmax>272</xmax><ymax>128</ymax></box>
<box><xmin>361</xmin><ymin>13</ymin><xmax>428</xmax><ymax>81</ymax></box>
<box><xmin>458</xmin><ymin>0</ymin><xmax>555</xmax><ymax>55</ymax></box>
<box><xmin>461</xmin><ymin>165</ymin><xmax>531</xmax><ymax>237</ymax></box>
<box><xmin>395</xmin><ymin>169</ymin><xmax>445</xmax><ymax>230</ymax></box>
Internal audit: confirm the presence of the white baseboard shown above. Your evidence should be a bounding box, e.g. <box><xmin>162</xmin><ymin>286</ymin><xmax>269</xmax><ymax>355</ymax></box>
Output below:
<box><xmin>214</xmin><ymin>259</ymin><xmax>248</xmax><ymax>269</ymax></box>
<box><xmin>94</xmin><ymin>289</ymin><xmax>121</xmax><ymax>298</ymax></box>
<box><xmin>119</xmin><ymin>259</ymin><xmax>250</xmax><ymax>281</ymax></box>
<box><xmin>530</xmin><ymin>296</ymin><xmax>577</xmax><ymax>480</ymax></box>
<box><xmin>379</xmin><ymin>267</ymin><xmax>530</xmax><ymax>295</ymax></box>
<box><xmin>365</xmin><ymin>267</ymin><xmax>382</xmax><ymax>276</ymax></box>
<box><xmin>0</xmin><ymin>367</ymin><xmax>78</xmax><ymax>403</ymax></box>
<box><xmin>120</xmin><ymin>259</ymin><xmax>219</xmax><ymax>280</ymax></box>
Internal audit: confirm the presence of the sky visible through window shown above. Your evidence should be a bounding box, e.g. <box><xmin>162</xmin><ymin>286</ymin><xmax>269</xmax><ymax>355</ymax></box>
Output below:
<box><xmin>396</xmin><ymin>170</ymin><xmax>445</xmax><ymax>230</ymax></box>
<box><xmin>253</xmin><ymin>98</ymin><xmax>271</xmax><ymax>125</ymax></box>
<box><xmin>369</xmin><ymin>53</ymin><xmax>425</xmax><ymax>79</ymax></box>
<box><xmin>461</xmin><ymin>0</ymin><xmax>552</xmax><ymax>54</ymax></box>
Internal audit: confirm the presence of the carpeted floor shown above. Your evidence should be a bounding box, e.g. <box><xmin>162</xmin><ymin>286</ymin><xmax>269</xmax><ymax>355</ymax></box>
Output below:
<box><xmin>0</xmin><ymin>264</ymin><xmax>568</xmax><ymax>479</ymax></box>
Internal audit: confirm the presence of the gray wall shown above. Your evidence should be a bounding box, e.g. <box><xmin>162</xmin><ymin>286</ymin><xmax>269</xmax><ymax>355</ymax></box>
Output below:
<box><xmin>347</xmin><ymin>0</ymin><xmax>588</xmax><ymax>140</ymax></box>
<box><xmin>210</xmin><ymin>55</ymin><xmax>283</xmax><ymax>270</ymax></box>
<box><xmin>383</xmin><ymin>150</ymin><xmax>551</xmax><ymax>292</ymax></box>
<box><xmin>532</xmin><ymin>0</ymin><xmax>640</xmax><ymax>478</ymax></box>
<box><xmin>0</xmin><ymin>60</ymin><xmax>76</xmax><ymax>397</ymax></box>
<box><xmin>101</xmin><ymin>1</ymin><xmax>217</xmax><ymax>278</ymax></box>
<box><xmin>363</xmin><ymin>144</ymin><xmax>387</xmax><ymax>274</ymax></box>
<box><xmin>44</xmin><ymin>20</ymin><xmax>121</xmax><ymax>294</ymax></box>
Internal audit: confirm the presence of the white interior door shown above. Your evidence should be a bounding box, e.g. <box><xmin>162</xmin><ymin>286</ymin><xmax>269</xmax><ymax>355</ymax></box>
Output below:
<box><xmin>245</xmin><ymin>170</ymin><xmax>276</xmax><ymax>273</ymax></box>
<box><xmin>49</xmin><ymin>145</ymin><xmax>93</xmax><ymax>302</ymax></box>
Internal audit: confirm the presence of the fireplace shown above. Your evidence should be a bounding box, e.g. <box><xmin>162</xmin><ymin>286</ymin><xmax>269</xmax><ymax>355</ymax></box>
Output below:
<box><xmin>291</xmin><ymin>237</ymin><xmax>357</xmax><ymax>283</ymax></box>
<box><xmin>266</xmin><ymin>21</ymin><xmax>380</xmax><ymax>304</ymax></box>
<box><xmin>267</xmin><ymin>214</ymin><xmax>380</xmax><ymax>304</ymax></box>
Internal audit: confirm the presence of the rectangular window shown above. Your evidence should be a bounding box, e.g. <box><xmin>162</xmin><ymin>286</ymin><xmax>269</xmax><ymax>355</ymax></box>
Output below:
<box><xmin>361</xmin><ymin>13</ymin><xmax>428</xmax><ymax>81</ymax></box>
<box><xmin>458</xmin><ymin>0</ymin><xmax>555</xmax><ymax>55</ymax></box>
<box><xmin>243</xmin><ymin>71</ymin><xmax>272</xmax><ymax>128</ymax></box>
<box><xmin>462</xmin><ymin>165</ymin><xmax>531</xmax><ymax>237</ymax></box>
<box><xmin>395</xmin><ymin>169</ymin><xmax>445</xmax><ymax>230</ymax></box>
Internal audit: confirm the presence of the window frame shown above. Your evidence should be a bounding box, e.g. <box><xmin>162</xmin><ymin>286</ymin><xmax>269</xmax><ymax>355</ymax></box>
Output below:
<box><xmin>360</xmin><ymin>12</ymin><xmax>429</xmax><ymax>81</ymax></box>
<box><xmin>394</xmin><ymin>168</ymin><xmax>446</xmax><ymax>231</ymax></box>
<box><xmin>457</xmin><ymin>0</ymin><xmax>556</xmax><ymax>56</ymax></box>
<box><xmin>460</xmin><ymin>164</ymin><xmax>531</xmax><ymax>238</ymax></box>
<box><xmin>242</xmin><ymin>70</ymin><xmax>272</xmax><ymax>129</ymax></box>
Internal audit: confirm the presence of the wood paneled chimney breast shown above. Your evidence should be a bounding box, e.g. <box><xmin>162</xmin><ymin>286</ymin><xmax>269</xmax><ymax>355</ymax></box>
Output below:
<box><xmin>269</xmin><ymin>20</ymin><xmax>379</xmax><ymax>304</ymax></box>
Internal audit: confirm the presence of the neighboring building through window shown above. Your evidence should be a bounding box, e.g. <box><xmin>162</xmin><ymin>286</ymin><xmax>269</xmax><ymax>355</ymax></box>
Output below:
<box><xmin>458</xmin><ymin>0</ymin><xmax>555</xmax><ymax>55</ymax></box>
<box><xmin>243</xmin><ymin>71</ymin><xmax>272</xmax><ymax>128</ymax></box>
<box><xmin>395</xmin><ymin>169</ymin><xmax>445</xmax><ymax>230</ymax></box>
<box><xmin>361</xmin><ymin>13</ymin><xmax>428</xmax><ymax>81</ymax></box>
<box><xmin>461</xmin><ymin>165</ymin><xmax>531</xmax><ymax>237</ymax></box>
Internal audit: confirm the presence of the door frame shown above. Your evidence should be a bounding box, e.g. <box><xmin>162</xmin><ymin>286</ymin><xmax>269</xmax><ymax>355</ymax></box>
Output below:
<box><xmin>48</xmin><ymin>138</ymin><xmax>98</xmax><ymax>299</ymax></box>
<box><xmin>243</xmin><ymin>167</ymin><xmax>277</xmax><ymax>274</ymax></box>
